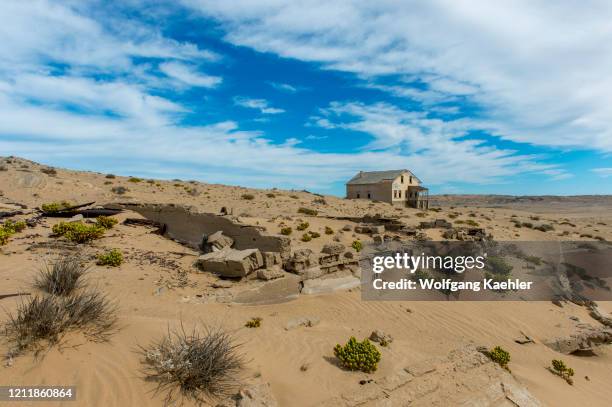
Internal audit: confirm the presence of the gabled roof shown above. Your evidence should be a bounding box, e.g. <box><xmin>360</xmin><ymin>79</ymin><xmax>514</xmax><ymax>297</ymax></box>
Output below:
<box><xmin>347</xmin><ymin>169</ymin><xmax>418</xmax><ymax>185</ymax></box>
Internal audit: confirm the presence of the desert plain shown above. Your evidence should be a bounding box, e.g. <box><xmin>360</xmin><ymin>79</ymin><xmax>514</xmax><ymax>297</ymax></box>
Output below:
<box><xmin>1</xmin><ymin>156</ymin><xmax>611</xmax><ymax>407</ymax></box>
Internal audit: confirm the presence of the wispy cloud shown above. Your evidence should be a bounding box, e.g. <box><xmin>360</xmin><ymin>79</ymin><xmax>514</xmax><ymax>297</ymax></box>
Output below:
<box><xmin>159</xmin><ymin>61</ymin><xmax>222</xmax><ymax>88</ymax></box>
<box><xmin>233</xmin><ymin>96</ymin><xmax>285</xmax><ymax>114</ymax></box>
<box><xmin>592</xmin><ymin>168</ymin><xmax>612</xmax><ymax>178</ymax></box>
<box><xmin>268</xmin><ymin>81</ymin><xmax>301</xmax><ymax>93</ymax></box>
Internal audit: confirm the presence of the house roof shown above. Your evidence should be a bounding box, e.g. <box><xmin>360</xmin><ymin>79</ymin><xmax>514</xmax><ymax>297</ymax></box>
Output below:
<box><xmin>347</xmin><ymin>169</ymin><xmax>419</xmax><ymax>185</ymax></box>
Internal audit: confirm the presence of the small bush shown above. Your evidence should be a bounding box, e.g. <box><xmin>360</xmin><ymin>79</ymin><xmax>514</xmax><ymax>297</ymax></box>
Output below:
<box><xmin>0</xmin><ymin>165</ymin><xmax>7</xmax><ymax>171</ymax></box>
<box><xmin>41</xmin><ymin>201</ymin><xmax>72</xmax><ymax>213</ymax></box>
<box><xmin>111</xmin><ymin>186</ymin><xmax>128</xmax><ymax>195</ymax></box>
<box><xmin>301</xmin><ymin>233</ymin><xmax>312</xmax><ymax>242</ymax></box>
<box><xmin>35</xmin><ymin>256</ymin><xmax>87</xmax><ymax>296</ymax></box>
<box><xmin>296</xmin><ymin>222</ymin><xmax>309</xmax><ymax>231</ymax></box>
<box><xmin>551</xmin><ymin>359</ymin><xmax>574</xmax><ymax>384</ymax></box>
<box><xmin>0</xmin><ymin>220</ymin><xmax>27</xmax><ymax>246</ymax></box>
<box><xmin>415</xmin><ymin>212</ymin><xmax>427</xmax><ymax>218</ymax></box>
<box><xmin>289</xmin><ymin>194</ymin><xmax>299</xmax><ymax>199</ymax></box>
<box><xmin>297</xmin><ymin>207</ymin><xmax>318</xmax><ymax>216</ymax></box>
<box><xmin>52</xmin><ymin>222</ymin><xmax>105</xmax><ymax>243</ymax></box>
<box><xmin>465</xmin><ymin>219</ymin><xmax>479</xmax><ymax>227</ymax></box>
<box><xmin>146</xmin><ymin>179</ymin><xmax>155</xmax><ymax>184</ymax></box>
<box><xmin>128</xmin><ymin>177</ymin><xmax>143</xmax><ymax>183</ymax></box>
<box><xmin>351</xmin><ymin>240</ymin><xmax>363</xmax><ymax>252</ymax></box>
<box><xmin>140</xmin><ymin>325</ymin><xmax>244</xmax><ymax>403</ymax></box>
<box><xmin>487</xmin><ymin>256</ymin><xmax>513</xmax><ymax>276</ymax></box>
<box><xmin>325</xmin><ymin>226</ymin><xmax>334</xmax><ymax>235</ymax></box>
<box><xmin>266</xmin><ymin>193</ymin><xmax>276</xmax><ymax>198</ymax></box>
<box><xmin>241</xmin><ymin>194</ymin><xmax>255</xmax><ymax>200</ymax></box>
<box><xmin>0</xmin><ymin>229</ymin><xmax>11</xmax><ymax>246</ymax></box>
<box><xmin>334</xmin><ymin>337</ymin><xmax>381</xmax><ymax>373</ymax></box>
<box><xmin>104</xmin><ymin>181</ymin><xmax>113</xmax><ymax>185</ymax></box>
<box><xmin>96</xmin><ymin>249</ymin><xmax>123</xmax><ymax>267</ymax></box>
<box><xmin>105</xmin><ymin>174</ymin><xmax>116</xmax><ymax>179</ymax></box>
<box><xmin>5</xmin><ymin>290</ymin><xmax>117</xmax><ymax>356</ymax></box>
<box><xmin>245</xmin><ymin>317</ymin><xmax>262</xmax><ymax>328</ymax></box>
<box><xmin>308</xmin><ymin>231</ymin><xmax>320</xmax><ymax>238</ymax></box>
<box><xmin>488</xmin><ymin>346</ymin><xmax>510</xmax><ymax>369</ymax></box>
<box><xmin>522</xmin><ymin>222</ymin><xmax>533</xmax><ymax>228</ymax></box>
<box><xmin>280</xmin><ymin>227</ymin><xmax>292</xmax><ymax>235</ymax></box>
<box><xmin>95</xmin><ymin>216</ymin><xmax>118</xmax><ymax>229</ymax></box>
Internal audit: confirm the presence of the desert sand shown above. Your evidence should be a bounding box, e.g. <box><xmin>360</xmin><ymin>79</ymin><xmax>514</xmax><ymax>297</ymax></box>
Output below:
<box><xmin>1</xmin><ymin>156</ymin><xmax>611</xmax><ymax>407</ymax></box>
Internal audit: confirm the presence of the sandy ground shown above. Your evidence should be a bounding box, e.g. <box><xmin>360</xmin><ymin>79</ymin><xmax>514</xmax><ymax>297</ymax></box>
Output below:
<box><xmin>1</xmin><ymin>157</ymin><xmax>612</xmax><ymax>406</ymax></box>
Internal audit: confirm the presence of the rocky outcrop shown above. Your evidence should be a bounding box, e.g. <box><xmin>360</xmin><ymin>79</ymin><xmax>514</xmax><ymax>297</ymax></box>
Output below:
<box><xmin>355</xmin><ymin>224</ymin><xmax>385</xmax><ymax>235</ymax></box>
<box><xmin>204</xmin><ymin>230</ymin><xmax>234</xmax><ymax>252</ymax></box>
<box><xmin>319</xmin><ymin>345</ymin><xmax>541</xmax><ymax>406</ymax></box>
<box><xmin>442</xmin><ymin>227</ymin><xmax>489</xmax><ymax>241</ymax></box>
<box><xmin>544</xmin><ymin>324</ymin><xmax>612</xmax><ymax>354</ymax></box>
<box><xmin>419</xmin><ymin>219</ymin><xmax>453</xmax><ymax>229</ymax></box>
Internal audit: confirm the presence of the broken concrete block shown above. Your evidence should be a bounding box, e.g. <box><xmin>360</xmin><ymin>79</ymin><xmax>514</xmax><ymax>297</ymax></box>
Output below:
<box><xmin>257</xmin><ymin>266</ymin><xmax>285</xmax><ymax>281</ymax></box>
<box><xmin>321</xmin><ymin>242</ymin><xmax>345</xmax><ymax>255</ymax></box>
<box><xmin>301</xmin><ymin>276</ymin><xmax>360</xmax><ymax>294</ymax></box>
<box><xmin>262</xmin><ymin>251</ymin><xmax>282</xmax><ymax>268</ymax></box>
<box><xmin>207</xmin><ymin>230</ymin><xmax>234</xmax><ymax>251</ymax></box>
<box><xmin>196</xmin><ymin>247</ymin><xmax>263</xmax><ymax>278</ymax></box>
<box><xmin>285</xmin><ymin>248</ymin><xmax>319</xmax><ymax>273</ymax></box>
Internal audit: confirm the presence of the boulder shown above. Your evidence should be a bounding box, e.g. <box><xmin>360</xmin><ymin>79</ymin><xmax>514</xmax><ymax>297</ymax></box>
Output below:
<box><xmin>197</xmin><ymin>248</ymin><xmax>263</xmax><ymax>278</ymax></box>
<box><xmin>355</xmin><ymin>224</ymin><xmax>385</xmax><ymax>234</ymax></box>
<box><xmin>262</xmin><ymin>251</ymin><xmax>282</xmax><ymax>268</ymax></box>
<box><xmin>342</xmin><ymin>224</ymin><xmax>353</xmax><ymax>231</ymax></box>
<box><xmin>321</xmin><ymin>242</ymin><xmax>345</xmax><ymax>255</ymax></box>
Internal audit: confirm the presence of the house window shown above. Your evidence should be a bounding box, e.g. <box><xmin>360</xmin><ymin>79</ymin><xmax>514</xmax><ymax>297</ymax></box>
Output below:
<box><xmin>398</xmin><ymin>190</ymin><xmax>402</xmax><ymax>198</ymax></box>
<box><xmin>409</xmin><ymin>176</ymin><xmax>413</xmax><ymax>184</ymax></box>
<box><xmin>367</xmin><ymin>193</ymin><xmax>371</xmax><ymax>199</ymax></box>
<box><xmin>357</xmin><ymin>193</ymin><xmax>360</xmax><ymax>198</ymax></box>
<box><xmin>401</xmin><ymin>175</ymin><xmax>404</xmax><ymax>183</ymax></box>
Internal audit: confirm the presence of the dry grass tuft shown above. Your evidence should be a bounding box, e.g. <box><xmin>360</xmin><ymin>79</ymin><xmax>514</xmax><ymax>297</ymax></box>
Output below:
<box><xmin>35</xmin><ymin>256</ymin><xmax>88</xmax><ymax>296</ymax></box>
<box><xmin>4</xmin><ymin>290</ymin><xmax>117</xmax><ymax>357</ymax></box>
<box><xmin>140</xmin><ymin>324</ymin><xmax>244</xmax><ymax>404</ymax></box>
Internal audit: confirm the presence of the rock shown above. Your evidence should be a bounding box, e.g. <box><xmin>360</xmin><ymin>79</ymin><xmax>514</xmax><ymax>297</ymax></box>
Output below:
<box><xmin>355</xmin><ymin>224</ymin><xmax>385</xmax><ymax>234</ymax></box>
<box><xmin>321</xmin><ymin>242</ymin><xmax>345</xmax><ymax>255</ymax></box>
<box><xmin>372</xmin><ymin>234</ymin><xmax>383</xmax><ymax>244</ymax></box>
<box><xmin>342</xmin><ymin>224</ymin><xmax>353</xmax><ymax>231</ymax></box>
<box><xmin>370</xmin><ymin>329</ymin><xmax>393</xmax><ymax>345</ymax></box>
<box><xmin>343</xmin><ymin>251</ymin><xmax>354</xmax><ymax>259</ymax></box>
<box><xmin>236</xmin><ymin>380</ymin><xmax>278</xmax><ymax>407</ymax></box>
<box><xmin>514</xmin><ymin>331</ymin><xmax>535</xmax><ymax>344</ymax></box>
<box><xmin>285</xmin><ymin>249</ymin><xmax>319</xmax><ymax>274</ymax></box>
<box><xmin>301</xmin><ymin>276</ymin><xmax>360</xmax><ymax>295</ymax></box>
<box><xmin>197</xmin><ymin>248</ymin><xmax>263</xmax><ymax>278</ymax></box>
<box><xmin>207</xmin><ymin>230</ymin><xmax>234</xmax><ymax>251</ymax></box>
<box><xmin>257</xmin><ymin>267</ymin><xmax>285</xmax><ymax>281</ymax></box>
<box><xmin>262</xmin><ymin>251</ymin><xmax>282</xmax><ymax>268</ymax></box>
<box><xmin>285</xmin><ymin>316</ymin><xmax>321</xmax><ymax>330</ymax></box>
<box><xmin>69</xmin><ymin>214</ymin><xmax>84</xmax><ymax>221</ymax></box>
<box><xmin>544</xmin><ymin>325</ymin><xmax>612</xmax><ymax>354</ymax></box>
<box><xmin>211</xmin><ymin>280</ymin><xmax>233</xmax><ymax>289</ymax></box>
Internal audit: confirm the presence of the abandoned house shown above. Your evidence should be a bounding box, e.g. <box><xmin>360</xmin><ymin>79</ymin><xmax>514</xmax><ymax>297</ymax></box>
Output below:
<box><xmin>346</xmin><ymin>169</ymin><xmax>429</xmax><ymax>209</ymax></box>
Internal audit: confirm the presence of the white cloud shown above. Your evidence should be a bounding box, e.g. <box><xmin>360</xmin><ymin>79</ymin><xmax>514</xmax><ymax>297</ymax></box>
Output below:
<box><xmin>234</xmin><ymin>97</ymin><xmax>285</xmax><ymax>114</ymax></box>
<box><xmin>159</xmin><ymin>61</ymin><xmax>222</xmax><ymax>88</ymax></box>
<box><xmin>592</xmin><ymin>168</ymin><xmax>612</xmax><ymax>178</ymax></box>
<box><xmin>268</xmin><ymin>81</ymin><xmax>299</xmax><ymax>93</ymax></box>
<box><xmin>183</xmin><ymin>0</ymin><xmax>612</xmax><ymax>152</ymax></box>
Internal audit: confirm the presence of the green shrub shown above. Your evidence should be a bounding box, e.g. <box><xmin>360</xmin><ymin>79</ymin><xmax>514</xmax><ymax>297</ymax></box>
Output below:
<box><xmin>52</xmin><ymin>222</ymin><xmax>105</xmax><ymax>243</ymax></box>
<box><xmin>297</xmin><ymin>207</ymin><xmax>318</xmax><ymax>216</ymax></box>
<box><xmin>551</xmin><ymin>359</ymin><xmax>574</xmax><ymax>384</ymax></box>
<box><xmin>325</xmin><ymin>226</ymin><xmax>334</xmax><ymax>235</ymax></box>
<box><xmin>97</xmin><ymin>249</ymin><xmax>123</xmax><ymax>267</ymax></box>
<box><xmin>245</xmin><ymin>317</ymin><xmax>262</xmax><ymax>328</ymax></box>
<box><xmin>465</xmin><ymin>219</ymin><xmax>479</xmax><ymax>227</ymax></box>
<box><xmin>266</xmin><ymin>193</ymin><xmax>276</xmax><ymax>198</ymax></box>
<box><xmin>334</xmin><ymin>337</ymin><xmax>381</xmax><ymax>373</ymax></box>
<box><xmin>0</xmin><ymin>220</ymin><xmax>27</xmax><ymax>245</ymax></box>
<box><xmin>488</xmin><ymin>346</ymin><xmax>510</xmax><ymax>369</ymax></box>
<box><xmin>280</xmin><ymin>227</ymin><xmax>292</xmax><ymax>235</ymax></box>
<box><xmin>415</xmin><ymin>212</ymin><xmax>427</xmax><ymax>218</ymax></box>
<box><xmin>146</xmin><ymin>179</ymin><xmax>155</xmax><ymax>184</ymax></box>
<box><xmin>95</xmin><ymin>216</ymin><xmax>117</xmax><ymax>229</ymax></box>
<box><xmin>308</xmin><ymin>231</ymin><xmax>320</xmax><ymax>238</ymax></box>
<box><xmin>296</xmin><ymin>222</ymin><xmax>309</xmax><ymax>231</ymax></box>
<box><xmin>352</xmin><ymin>240</ymin><xmax>363</xmax><ymax>252</ymax></box>
<box><xmin>487</xmin><ymin>256</ymin><xmax>513</xmax><ymax>276</ymax></box>
<box><xmin>301</xmin><ymin>233</ymin><xmax>312</xmax><ymax>242</ymax></box>
<box><xmin>241</xmin><ymin>193</ymin><xmax>255</xmax><ymax>200</ymax></box>
<box><xmin>0</xmin><ymin>229</ymin><xmax>10</xmax><ymax>246</ymax></box>
<box><xmin>105</xmin><ymin>174</ymin><xmax>116</xmax><ymax>179</ymax></box>
<box><xmin>41</xmin><ymin>201</ymin><xmax>72</xmax><ymax>213</ymax></box>
<box><xmin>289</xmin><ymin>195</ymin><xmax>299</xmax><ymax>199</ymax></box>
<box><xmin>111</xmin><ymin>186</ymin><xmax>128</xmax><ymax>195</ymax></box>
<box><xmin>522</xmin><ymin>222</ymin><xmax>533</xmax><ymax>228</ymax></box>
<box><xmin>128</xmin><ymin>177</ymin><xmax>142</xmax><ymax>183</ymax></box>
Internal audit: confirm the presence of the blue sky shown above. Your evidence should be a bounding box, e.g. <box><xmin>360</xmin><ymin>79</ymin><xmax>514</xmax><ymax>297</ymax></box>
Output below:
<box><xmin>1</xmin><ymin>1</ymin><xmax>612</xmax><ymax>196</ymax></box>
